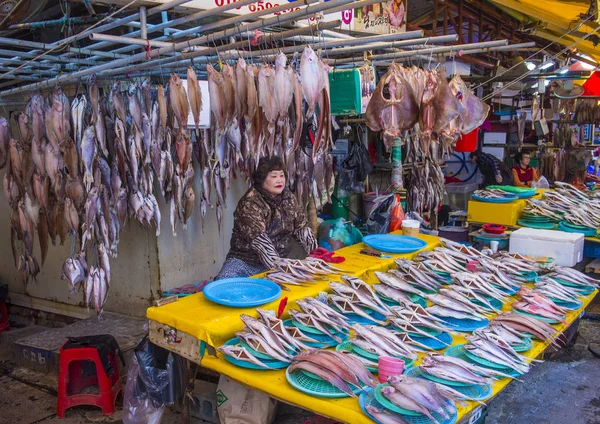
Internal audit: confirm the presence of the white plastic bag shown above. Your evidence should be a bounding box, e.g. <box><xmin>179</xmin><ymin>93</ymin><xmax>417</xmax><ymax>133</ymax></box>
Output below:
<box><xmin>532</xmin><ymin>176</ymin><xmax>550</xmax><ymax>189</ymax></box>
<box><xmin>217</xmin><ymin>375</ymin><xmax>277</xmax><ymax>424</ymax></box>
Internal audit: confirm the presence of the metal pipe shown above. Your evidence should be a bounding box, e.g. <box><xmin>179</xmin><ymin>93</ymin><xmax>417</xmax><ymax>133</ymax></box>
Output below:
<box><xmin>0</xmin><ymin>57</ymin><xmax>57</xmax><ymax>69</ymax></box>
<box><xmin>0</xmin><ymin>36</ymin><xmax>129</xmax><ymax>59</ymax></box>
<box><xmin>90</xmin><ymin>33</ymin><xmax>173</xmax><ymax>48</ymax></box>
<box><xmin>0</xmin><ymin>0</ymin><xmax>358</xmax><ymax>96</ymax></box>
<box><xmin>85</xmin><ymin>0</ymin><xmax>276</xmax><ymax>59</ymax></box>
<box><xmin>101</xmin><ymin>21</ymin><xmax>342</xmax><ymax>77</ymax></box>
<box><xmin>331</xmin><ymin>39</ymin><xmax>509</xmax><ymax>64</ymax></box>
<box><xmin>46</xmin><ymin>0</ymin><xmax>195</xmax><ymax>48</ymax></box>
<box><xmin>238</xmin><ymin>33</ymin><xmax>458</xmax><ymax>61</ymax></box>
<box><xmin>140</xmin><ymin>6</ymin><xmax>147</xmax><ymax>41</ymax></box>
<box><xmin>0</xmin><ymin>48</ymin><xmax>101</xmax><ymax>66</ymax></box>
<box><xmin>100</xmin><ymin>0</ymin><xmax>411</xmax><ymax>77</ymax></box>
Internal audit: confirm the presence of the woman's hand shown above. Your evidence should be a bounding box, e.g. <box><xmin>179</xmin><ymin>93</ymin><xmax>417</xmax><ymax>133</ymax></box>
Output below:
<box><xmin>495</xmin><ymin>174</ymin><xmax>503</xmax><ymax>184</ymax></box>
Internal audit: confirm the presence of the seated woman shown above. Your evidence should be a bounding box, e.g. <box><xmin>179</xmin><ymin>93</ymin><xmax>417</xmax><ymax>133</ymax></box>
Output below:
<box><xmin>512</xmin><ymin>152</ymin><xmax>539</xmax><ymax>187</ymax></box>
<box><xmin>215</xmin><ymin>156</ymin><xmax>318</xmax><ymax>279</ymax></box>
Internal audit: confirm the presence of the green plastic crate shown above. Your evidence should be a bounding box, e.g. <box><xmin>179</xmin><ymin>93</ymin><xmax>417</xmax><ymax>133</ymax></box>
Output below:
<box><xmin>329</xmin><ymin>69</ymin><xmax>361</xmax><ymax>116</ymax></box>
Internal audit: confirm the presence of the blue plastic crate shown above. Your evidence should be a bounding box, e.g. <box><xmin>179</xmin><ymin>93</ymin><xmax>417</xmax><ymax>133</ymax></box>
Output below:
<box><xmin>584</xmin><ymin>240</ymin><xmax>600</xmax><ymax>258</ymax></box>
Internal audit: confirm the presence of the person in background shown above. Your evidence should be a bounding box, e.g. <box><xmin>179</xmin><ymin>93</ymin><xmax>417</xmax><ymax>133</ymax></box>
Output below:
<box><xmin>215</xmin><ymin>156</ymin><xmax>318</xmax><ymax>279</ymax></box>
<box><xmin>470</xmin><ymin>150</ymin><xmax>514</xmax><ymax>188</ymax></box>
<box><xmin>512</xmin><ymin>152</ymin><xmax>540</xmax><ymax>187</ymax></box>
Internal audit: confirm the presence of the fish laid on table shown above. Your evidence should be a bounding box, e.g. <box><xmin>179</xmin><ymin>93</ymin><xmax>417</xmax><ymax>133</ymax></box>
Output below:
<box><xmin>218</xmin><ymin>345</ymin><xmax>275</xmax><ymax>369</ymax></box>
<box><xmin>384</xmin><ymin>374</ymin><xmax>458</xmax><ymax>422</ymax></box>
<box><xmin>420</xmin><ymin>353</ymin><xmax>492</xmax><ymax>386</ymax></box>
<box><xmin>330</xmin><ymin>279</ymin><xmax>390</xmax><ymax>317</ymax></box>
<box><xmin>351</xmin><ymin>324</ymin><xmax>418</xmax><ymax>360</ymax></box>
<box><xmin>290</xmin><ymin>350</ymin><xmax>377</xmax><ymax>397</ymax></box>
<box><xmin>289</xmin><ymin>309</ymin><xmax>344</xmax><ymax>343</ymax></box>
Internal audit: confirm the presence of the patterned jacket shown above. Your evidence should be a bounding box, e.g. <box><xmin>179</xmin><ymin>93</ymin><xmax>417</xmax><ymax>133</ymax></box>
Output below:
<box><xmin>227</xmin><ymin>187</ymin><xmax>318</xmax><ymax>268</ymax></box>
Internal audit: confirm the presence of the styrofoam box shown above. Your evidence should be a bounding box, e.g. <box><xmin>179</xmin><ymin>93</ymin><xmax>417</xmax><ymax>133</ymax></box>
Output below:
<box><xmin>509</xmin><ymin>228</ymin><xmax>584</xmax><ymax>267</ymax></box>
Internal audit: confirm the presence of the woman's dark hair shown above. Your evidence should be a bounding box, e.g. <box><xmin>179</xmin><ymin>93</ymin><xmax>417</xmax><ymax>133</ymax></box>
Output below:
<box><xmin>253</xmin><ymin>156</ymin><xmax>286</xmax><ymax>187</ymax></box>
<box><xmin>469</xmin><ymin>151</ymin><xmax>481</xmax><ymax>160</ymax></box>
<box><xmin>514</xmin><ymin>152</ymin><xmax>523</xmax><ymax>164</ymax></box>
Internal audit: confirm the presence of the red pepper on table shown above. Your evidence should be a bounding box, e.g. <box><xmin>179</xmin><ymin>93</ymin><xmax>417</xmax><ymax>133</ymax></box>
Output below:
<box><xmin>277</xmin><ymin>297</ymin><xmax>288</xmax><ymax>318</ymax></box>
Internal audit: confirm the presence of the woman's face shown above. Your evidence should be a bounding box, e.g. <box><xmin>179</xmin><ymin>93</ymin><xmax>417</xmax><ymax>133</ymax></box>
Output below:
<box><xmin>262</xmin><ymin>170</ymin><xmax>286</xmax><ymax>195</ymax></box>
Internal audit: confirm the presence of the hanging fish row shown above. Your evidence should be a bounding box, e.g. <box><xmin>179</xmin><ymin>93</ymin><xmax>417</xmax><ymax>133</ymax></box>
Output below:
<box><xmin>205</xmin><ymin>47</ymin><xmax>335</xmax><ymax>213</ymax></box>
<box><xmin>366</xmin><ymin>64</ymin><xmax>489</xmax><ymax>159</ymax></box>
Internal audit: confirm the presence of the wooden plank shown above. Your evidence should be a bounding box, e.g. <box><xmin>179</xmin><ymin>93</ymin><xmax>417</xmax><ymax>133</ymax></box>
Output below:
<box><xmin>585</xmin><ymin>258</ymin><xmax>600</xmax><ymax>274</ymax></box>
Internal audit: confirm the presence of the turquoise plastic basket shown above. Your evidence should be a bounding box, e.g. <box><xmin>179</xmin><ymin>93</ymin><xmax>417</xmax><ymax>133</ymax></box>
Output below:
<box><xmin>285</xmin><ymin>367</ymin><xmax>363</xmax><ymax>398</ymax></box>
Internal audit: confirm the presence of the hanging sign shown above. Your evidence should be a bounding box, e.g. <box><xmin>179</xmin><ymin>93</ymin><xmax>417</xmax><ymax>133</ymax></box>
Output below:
<box><xmin>354</xmin><ymin>0</ymin><xmax>407</xmax><ymax>34</ymax></box>
<box><xmin>166</xmin><ymin>0</ymin><xmax>354</xmax><ymax>29</ymax></box>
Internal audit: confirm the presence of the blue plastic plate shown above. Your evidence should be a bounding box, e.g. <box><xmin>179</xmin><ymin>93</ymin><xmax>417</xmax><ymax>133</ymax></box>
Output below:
<box><xmin>203</xmin><ymin>278</ymin><xmax>281</xmax><ymax>307</ymax></box>
<box><xmin>432</xmin><ymin>315</ymin><xmax>489</xmax><ymax>332</ymax></box>
<box><xmin>472</xmin><ymin>193</ymin><xmax>518</xmax><ymax>203</ymax></box>
<box><xmin>410</xmin><ymin>331</ymin><xmax>453</xmax><ymax>350</ymax></box>
<box><xmin>363</xmin><ymin>235</ymin><xmax>427</xmax><ymax>254</ymax></box>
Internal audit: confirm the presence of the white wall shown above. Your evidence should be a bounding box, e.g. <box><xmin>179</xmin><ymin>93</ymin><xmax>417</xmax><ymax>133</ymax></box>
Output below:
<box><xmin>0</xmin><ymin>163</ymin><xmax>246</xmax><ymax>318</ymax></box>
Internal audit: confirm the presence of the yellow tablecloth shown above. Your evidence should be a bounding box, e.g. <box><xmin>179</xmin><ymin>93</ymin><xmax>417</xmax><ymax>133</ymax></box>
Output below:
<box><xmin>147</xmin><ymin>234</ymin><xmax>598</xmax><ymax>423</ymax></box>
<box><xmin>200</xmin><ymin>287</ymin><xmax>597</xmax><ymax>424</ymax></box>
<box><xmin>147</xmin><ymin>233</ymin><xmax>440</xmax><ymax>349</ymax></box>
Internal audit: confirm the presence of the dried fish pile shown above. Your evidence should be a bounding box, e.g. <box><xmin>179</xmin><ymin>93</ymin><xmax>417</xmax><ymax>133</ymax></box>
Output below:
<box><xmin>463</xmin><ymin>330</ymin><xmax>533</xmax><ymax>375</ymax></box>
<box><xmin>207</xmin><ymin>48</ymin><xmax>334</xmax><ymax>212</ymax></box>
<box><xmin>492</xmin><ymin>313</ymin><xmax>562</xmax><ymax>347</ymax></box>
<box><xmin>535</xmin><ymin>183</ymin><xmax>600</xmax><ymax>229</ymax></box>
<box><xmin>378</xmin><ymin>375</ymin><xmax>460</xmax><ymax>422</ymax></box>
<box><xmin>407</xmin><ymin>158</ymin><xmax>446</xmax><ymax>215</ymax></box>
<box><xmin>414</xmin><ymin>249</ymin><xmax>466</xmax><ymax>274</ymax></box>
<box><xmin>288</xmin><ymin>350</ymin><xmax>377</xmax><ymax>397</ymax></box>
<box><xmin>328</xmin><ymin>276</ymin><xmax>391</xmax><ymax>324</ymax></box>
<box><xmin>349</xmin><ymin>324</ymin><xmax>419</xmax><ymax>360</ymax></box>
<box><xmin>534</xmin><ymin>278</ymin><xmax>586</xmax><ymax>303</ymax></box>
<box><xmin>373</xmin><ymin>270</ymin><xmax>429</xmax><ymax>304</ymax></box>
<box><xmin>548</xmin><ymin>266</ymin><xmax>600</xmax><ymax>288</ymax></box>
<box><xmin>522</xmin><ymin>199</ymin><xmax>565</xmax><ymax>222</ymax></box>
<box><xmin>387</xmin><ymin>305</ymin><xmax>453</xmax><ymax>347</ymax></box>
<box><xmin>394</xmin><ymin>258</ymin><xmax>445</xmax><ymax>291</ymax></box>
<box><xmin>266</xmin><ymin>257</ymin><xmax>342</xmax><ymax>288</ymax></box>
<box><xmin>512</xmin><ymin>287</ymin><xmax>567</xmax><ymax>323</ymax></box>
<box><xmin>473</xmin><ymin>189</ymin><xmax>515</xmax><ymax>199</ymax></box>
<box><xmin>289</xmin><ymin>296</ymin><xmax>351</xmax><ymax>344</ymax></box>
<box><xmin>420</xmin><ymin>353</ymin><xmax>493</xmax><ymax>386</ymax></box>
<box><xmin>218</xmin><ymin>309</ymin><xmax>321</xmax><ymax>369</ymax></box>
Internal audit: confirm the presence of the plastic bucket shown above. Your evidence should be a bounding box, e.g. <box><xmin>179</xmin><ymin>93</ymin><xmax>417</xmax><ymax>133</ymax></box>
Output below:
<box><xmin>455</xmin><ymin>127</ymin><xmax>479</xmax><ymax>152</ymax></box>
<box><xmin>401</xmin><ymin>219</ymin><xmax>420</xmax><ymax>237</ymax></box>
<box><xmin>378</xmin><ymin>356</ymin><xmax>404</xmax><ymax>383</ymax></box>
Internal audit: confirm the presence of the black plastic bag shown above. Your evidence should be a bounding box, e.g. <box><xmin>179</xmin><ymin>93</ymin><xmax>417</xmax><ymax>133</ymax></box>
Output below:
<box><xmin>367</xmin><ymin>194</ymin><xmax>395</xmax><ymax>234</ymax></box>
<box><xmin>338</xmin><ymin>142</ymin><xmax>374</xmax><ymax>197</ymax></box>
<box><xmin>123</xmin><ymin>336</ymin><xmax>187</xmax><ymax>424</ymax></box>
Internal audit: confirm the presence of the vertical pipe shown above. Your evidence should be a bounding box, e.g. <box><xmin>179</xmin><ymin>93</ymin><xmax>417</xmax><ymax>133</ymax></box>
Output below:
<box><xmin>140</xmin><ymin>6</ymin><xmax>147</xmax><ymax>40</ymax></box>
<box><xmin>161</xmin><ymin>11</ymin><xmax>168</xmax><ymax>37</ymax></box>
<box><xmin>443</xmin><ymin>5</ymin><xmax>448</xmax><ymax>36</ymax></box>
<box><xmin>458</xmin><ymin>0</ymin><xmax>463</xmax><ymax>43</ymax></box>
<box><xmin>433</xmin><ymin>0</ymin><xmax>438</xmax><ymax>33</ymax></box>
<box><xmin>469</xmin><ymin>18</ymin><xmax>474</xmax><ymax>44</ymax></box>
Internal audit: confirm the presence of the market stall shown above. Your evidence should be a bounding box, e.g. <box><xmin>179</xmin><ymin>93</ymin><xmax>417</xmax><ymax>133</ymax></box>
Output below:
<box><xmin>147</xmin><ymin>232</ymin><xmax>597</xmax><ymax>423</ymax></box>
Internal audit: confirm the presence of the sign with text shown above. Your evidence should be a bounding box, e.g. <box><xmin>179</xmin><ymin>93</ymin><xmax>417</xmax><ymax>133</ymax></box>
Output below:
<box><xmin>354</xmin><ymin>0</ymin><xmax>407</xmax><ymax>34</ymax></box>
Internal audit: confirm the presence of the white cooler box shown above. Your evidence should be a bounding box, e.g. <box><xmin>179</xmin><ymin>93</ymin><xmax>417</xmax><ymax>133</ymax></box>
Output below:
<box><xmin>509</xmin><ymin>228</ymin><xmax>584</xmax><ymax>267</ymax></box>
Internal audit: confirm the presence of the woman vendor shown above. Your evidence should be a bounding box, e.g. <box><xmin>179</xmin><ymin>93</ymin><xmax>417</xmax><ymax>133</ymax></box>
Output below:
<box><xmin>215</xmin><ymin>156</ymin><xmax>318</xmax><ymax>279</ymax></box>
<box><xmin>512</xmin><ymin>152</ymin><xmax>539</xmax><ymax>187</ymax></box>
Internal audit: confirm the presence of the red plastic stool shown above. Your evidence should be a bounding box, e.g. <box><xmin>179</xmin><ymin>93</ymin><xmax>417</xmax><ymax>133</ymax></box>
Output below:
<box><xmin>57</xmin><ymin>341</ymin><xmax>122</xmax><ymax>418</ymax></box>
<box><xmin>0</xmin><ymin>302</ymin><xmax>9</xmax><ymax>335</ymax></box>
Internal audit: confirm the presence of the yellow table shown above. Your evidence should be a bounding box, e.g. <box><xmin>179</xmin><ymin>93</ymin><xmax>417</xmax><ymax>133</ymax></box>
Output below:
<box><xmin>146</xmin><ymin>235</ymin><xmax>598</xmax><ymax>424</ymax></box>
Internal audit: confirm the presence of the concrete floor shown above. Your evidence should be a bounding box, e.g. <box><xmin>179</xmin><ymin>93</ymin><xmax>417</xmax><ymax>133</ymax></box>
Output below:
<box><xmin>1</xmin><ymin>296</ymin><xmax>600</xmax><ymax>424</ymax></box>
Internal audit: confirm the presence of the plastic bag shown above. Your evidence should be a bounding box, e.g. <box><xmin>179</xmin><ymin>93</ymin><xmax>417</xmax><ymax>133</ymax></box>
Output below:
<box><xmin>367</xmin><ymin>194</ymin><xmax>395</xmax><ymax>234</ymax></box>
<box><xmin>123</xmin><ymin>336</ymin><xmax>187</xmax><ymax>424</ymax></box>
<box><xmin>317</xmin><ymin>218</ymin><xmax>363</xmax><ymax>250</ymax></box>
<box><xmin>338</xmin><ymin>142</ymin><xmax>374</xmax><ymax>197</ymax></box>
<box><xmin>532</xmin><ymin>176</ymin><xmax>550</xmax><ymax>189</ymax></box>
<box><xmin>217</xmin><ymin>375</ymin><xmax>277</xmax><ymax>424</ymax></box>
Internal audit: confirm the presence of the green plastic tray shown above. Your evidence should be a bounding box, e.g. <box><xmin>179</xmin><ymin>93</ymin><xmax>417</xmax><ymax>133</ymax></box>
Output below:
<box><xmin>285</xmin><ymin>367</ymin><xmax>363</xmax><ymax>398</ymax></box>
<box><xmin>512</xmin><ymin>337</ymin><xmax>533</xmax><ymax>353</ymax></box>
<box><xmin>551</xmin><ymin>297</ymin><xmax>583</xmax><ymax>310</ymax></box>
<box><xmin>335</xmin><ymin>342</ymin><xmax>378</xmax><ymax>372</ymax></box>
<box><xmin>350</xmin><ymin>342</ymin><xmax>415</xmax><ymax>369</ymax></box>
<box><xmin>463</xmin><ymin>347</ymin><xmax>524</xmax><ymax>373</ymax></box>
